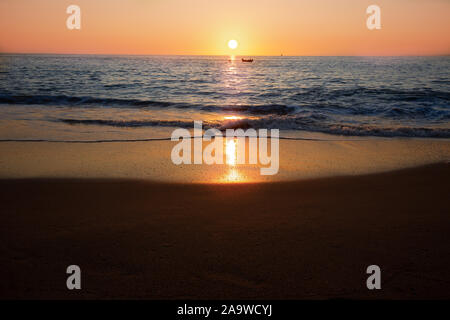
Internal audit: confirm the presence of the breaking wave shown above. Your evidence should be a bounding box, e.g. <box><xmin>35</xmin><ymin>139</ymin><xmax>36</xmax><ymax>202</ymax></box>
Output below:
<box><xmin>59</xmin><ymin>117</ymin><xmax>450</xmax><ymax>138</ymax></box>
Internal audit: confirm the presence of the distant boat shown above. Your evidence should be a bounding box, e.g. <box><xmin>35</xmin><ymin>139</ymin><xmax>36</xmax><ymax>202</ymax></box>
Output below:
<box><xmin>242</xmin><ymin>58</ymin><xmax>254</xmax><ymax>63</ymax></box>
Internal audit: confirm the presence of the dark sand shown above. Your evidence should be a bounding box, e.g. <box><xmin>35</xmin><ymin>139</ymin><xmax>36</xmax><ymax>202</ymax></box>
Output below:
<box><xmin>0</xmin><ymin>163</ymin><xmax>449</xmax><ymax>299</ymax></box>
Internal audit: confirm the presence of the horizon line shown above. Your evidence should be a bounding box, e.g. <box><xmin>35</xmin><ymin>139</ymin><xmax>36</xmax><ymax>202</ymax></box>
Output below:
<box><xmin>1</xmin><ymin>52</ymin><xmax>450</xmax><ymax>57</ymax></box>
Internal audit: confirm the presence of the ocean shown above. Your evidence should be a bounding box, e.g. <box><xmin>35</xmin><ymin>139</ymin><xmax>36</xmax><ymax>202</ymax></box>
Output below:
<box><xmin>0</xmin><ymin>54</ymin><xmax>449</xmax><ymax>141</ymax></box>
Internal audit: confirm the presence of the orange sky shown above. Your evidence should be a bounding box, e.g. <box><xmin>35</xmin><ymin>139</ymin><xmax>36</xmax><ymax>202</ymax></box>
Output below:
<box><xmin>0</xmin><ymin>0</ymin><xmax>449</xmax><ymax>56</ymax></box>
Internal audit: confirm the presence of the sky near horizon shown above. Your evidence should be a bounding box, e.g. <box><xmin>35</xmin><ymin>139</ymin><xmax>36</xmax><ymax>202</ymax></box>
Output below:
<box><xmin>0</xmin><ymin>0</ymin><xmax>449</xmax><ymax>56</ymax></box>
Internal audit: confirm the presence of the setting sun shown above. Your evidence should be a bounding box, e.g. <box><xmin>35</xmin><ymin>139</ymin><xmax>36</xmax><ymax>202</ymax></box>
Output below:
<box><xmin>228</xmin><ymin>40</ymin><xmax>238</xmax><ymax>50</ymax></box>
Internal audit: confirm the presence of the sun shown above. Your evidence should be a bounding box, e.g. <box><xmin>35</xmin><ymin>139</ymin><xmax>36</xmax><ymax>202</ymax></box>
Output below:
<box><xmin>228</xmin><ymin>39</ymin><xmax>238</xmax><ymax>50</ymax></box>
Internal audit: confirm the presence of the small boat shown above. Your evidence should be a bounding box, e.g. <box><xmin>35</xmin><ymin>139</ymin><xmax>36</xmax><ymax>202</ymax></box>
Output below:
<box><xmin>241</xmin><ymin>58</ymin><xmax>254</xmax><ymax>63</ymax></box>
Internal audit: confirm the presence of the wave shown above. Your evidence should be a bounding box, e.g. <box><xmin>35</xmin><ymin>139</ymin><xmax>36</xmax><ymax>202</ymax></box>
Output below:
<box><xmin>2</xmin><ymin>87</ymin><xmax>448</xmax><ymax>119</ymax></box>
<box><xmin>290</xmin><ymin>86</ymin><xmax>450</xmax><ymax>101</ymax></box>
<box><xmin>59</xmin><ymin>117</ymin><xmax>450</xmax><ymax>138</ymax></box>
<box><xmin>0</xmin><ymin>94</ymin><xmax>298</xmax><ymax>116</ymax></box>
<box><xmin>2</xmin><ymin>88</ymin><xmax>449</xmax><ymax>138</ymax></box>
<box><xmin>0</xmin><ymin>94</ymin><xmax>175</xmax><ymax>108</ymax></box>
<box><xmin>61</xmin><ymin>119</ymin><xmax>196</xmax><ymax>128</ymax></box>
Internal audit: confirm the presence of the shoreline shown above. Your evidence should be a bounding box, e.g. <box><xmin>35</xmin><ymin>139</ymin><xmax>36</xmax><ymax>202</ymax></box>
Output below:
<box><xmin>0</xmin><ymin>138</ymin><xmax>449</xmax><ymax>183</ymax></box>
<box><xmin>1</xmin><ymin>163</ymin><xmax>449</xmax><ymax>299</ymax></box>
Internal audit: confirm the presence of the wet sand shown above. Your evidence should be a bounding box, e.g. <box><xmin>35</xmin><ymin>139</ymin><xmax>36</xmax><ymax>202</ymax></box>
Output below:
<box><xmin>1</xmin><ymin>163</ymin><xmax>449</xmax><ymax>299</ymax></box>
<box><xmin>0</xmin><ymin>138</ymin><xmax>449</xmax><ymax>182</ymax></box>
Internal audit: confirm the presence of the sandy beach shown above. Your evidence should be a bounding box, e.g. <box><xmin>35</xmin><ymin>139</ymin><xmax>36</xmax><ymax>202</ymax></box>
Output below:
<box><xmin>0</xmin><ymin>137</ymin><xmax>449</xmax><ymax>299</ymax></box>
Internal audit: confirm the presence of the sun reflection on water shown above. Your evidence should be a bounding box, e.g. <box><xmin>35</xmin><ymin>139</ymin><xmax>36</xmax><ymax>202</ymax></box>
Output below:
<box><xmin>224</xmin><ymin>115</ymin><xmax>242</xmax><ymax>120</ymax></box>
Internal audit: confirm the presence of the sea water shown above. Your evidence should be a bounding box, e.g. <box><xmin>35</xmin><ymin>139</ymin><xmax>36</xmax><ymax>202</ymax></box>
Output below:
<box><xmin>0</xmin><ymin>54</ymin><xmax>449</xmax><ymax>141</ymax></box>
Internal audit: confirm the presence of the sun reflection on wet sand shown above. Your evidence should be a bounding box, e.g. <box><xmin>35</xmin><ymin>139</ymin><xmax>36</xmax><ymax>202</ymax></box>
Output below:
<box><xmin>226</xmin><ymin>138</ymin><xmax>237</xmax><ymax>166</ymax></box>
<box><xmin>219</xmin><ymin>137</ymin><xmax>248</xmax><ymax>183</ymax></box>
<box><xmin>223</xmin><ymin>168</ymin><xmax>243</xmax><ymax>182</ymax></box>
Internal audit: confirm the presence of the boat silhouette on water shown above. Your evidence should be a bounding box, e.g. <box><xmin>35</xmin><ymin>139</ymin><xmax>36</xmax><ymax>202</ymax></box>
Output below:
<box><xmin>242</xmin><ymin>58</ymin><xmax>254</xmax><ymax>63</ymax></box>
